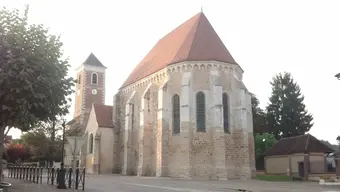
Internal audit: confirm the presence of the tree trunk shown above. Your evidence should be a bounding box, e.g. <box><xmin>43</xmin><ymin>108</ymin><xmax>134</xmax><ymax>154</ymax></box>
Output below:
<box><xmin>49</xmin><ymin>120</ymin><xmax>56</xmax><ymax>167</ymax></box>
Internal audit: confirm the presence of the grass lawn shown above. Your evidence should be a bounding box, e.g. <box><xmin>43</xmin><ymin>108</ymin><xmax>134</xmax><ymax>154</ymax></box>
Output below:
<box><xmin>255</xmin><ymin>174</ymin><xmax>293</xmax><ymax>181</ymax></box>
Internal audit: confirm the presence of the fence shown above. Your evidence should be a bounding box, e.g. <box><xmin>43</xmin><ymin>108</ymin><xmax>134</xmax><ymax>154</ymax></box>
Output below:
<box><xmin>7</xmin><ymin>166</ymin><xmax>43</xmax><ymax>184</ymax></box>
<box><xmin>47</xmin><ymin>167</ymin><xmax>86</xmax><ymax>190</ymax></box>
<box><xmin>7</xmin><ymin>165</ymin><xmax>86</xmax><ymax>191</ymax></box>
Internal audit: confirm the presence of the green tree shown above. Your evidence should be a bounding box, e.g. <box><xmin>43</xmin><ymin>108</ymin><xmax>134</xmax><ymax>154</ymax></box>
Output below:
<box><xmin>254</xmin><ymin>133</ymin><xmax>276</xmax><ymax>170</ymax></box>
<box><xmin>21</xmin><ymin>120</ymin><xmax>63</xmax><ymax>163</ymax></box>
<box><xmin>0</xmin><ymin>6</ymin><xmax>74</xmax><ymax>177</ymax></box>
<box><xmin>250</xmin><ymin>93</ymin><xmax>268</xmax><ymax>134</ymax></box>
<box><xmin>266</xmin><ymin>72</ymin><xmax>313</xmax><ymax>140</ymax></box>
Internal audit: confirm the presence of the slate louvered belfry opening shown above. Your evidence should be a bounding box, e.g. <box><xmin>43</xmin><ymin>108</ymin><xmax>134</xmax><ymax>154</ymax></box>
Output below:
<box><xmin>222</xmin><ymin>93</ymin><xmax>230</xmax><ymax>133</ymax></box>
<box><xmin>196</xmin><ymin>91</ymin><xmax>206</xmax><ymax>132</ymax></box>
<box><xmin>172</xmin><ymin>94</ymin><xmax>180</xmax><ymax>134</ymax></box>
<box><xmin>91</xmin><ymin>73</ymin><xmax>98</xmax><ymax>84</ymax></box>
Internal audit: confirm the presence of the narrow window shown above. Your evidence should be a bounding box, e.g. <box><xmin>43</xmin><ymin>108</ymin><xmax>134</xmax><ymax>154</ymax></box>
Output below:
<box><xmin>223</xmin><ymin>93</ymin><xmax>230</xmax><ymax>133</ymax></box>
<box><xmin>91</xmin><ymin>73</ymin><xmax>98</xmax><ymax>84</ymax></box>
<box><xmin>196</xmin><ymin>91</ymin><xmax>206</xmax><ymax>132</ymax></box>
<box><xmin>89</xmin><ymin>133</ymin><xmax>94</xmax><ymax>153</ymax></box>
<box><xmin>78</xmin><ymin>75</ymin><xmax>81</xmax><ymax>84</ymax></box>
<box><xmin>131</xmin><ymin>104</ymin><xmax>134</xmax><ymax>130</ymax></box>
<box><xmin>172</xmin><ymin>94</ymin><xmax>180</xmax><ymax>134</ymax></box>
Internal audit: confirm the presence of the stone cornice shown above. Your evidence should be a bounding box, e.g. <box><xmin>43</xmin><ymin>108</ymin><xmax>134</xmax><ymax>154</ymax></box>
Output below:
<box><xmin>121</xmin><ymin>61</ymin><xmax>242</xmax><ymax>94</ymax></box>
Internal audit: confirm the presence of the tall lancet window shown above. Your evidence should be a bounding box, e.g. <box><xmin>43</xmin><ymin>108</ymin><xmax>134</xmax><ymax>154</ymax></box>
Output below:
<box><xmin>172</xmin><ymin>94</ymin><xmax>180</xmax><ymax>134</ymax></box>
<box><xmin>89</xmin><ymin>133</ymin><xmax>94</xmax><ymax>154</ymax></box>
<box><xmin>196</xmin><ymin>91</ymin><xmax>206</xmax><ymax>132</ymax></box>
<box><xmin>91</xmin><ymin>73</ymin><xmax>98</xmax><ymax>84</ymax></box>
<box><xmin>223</xmin><ymin>93</ymin><xmax>230</xmax><ymax>133</ymax></box>
<box><xmin>78</xmin><ymin>75</ymin><xmax>81</xmax><ymax>84</ymax></box>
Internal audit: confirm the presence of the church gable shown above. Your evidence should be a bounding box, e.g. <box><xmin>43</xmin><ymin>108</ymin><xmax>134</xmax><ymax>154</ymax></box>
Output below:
<box><xmin>121</xmin><ymin>12</ymin><xmax>238</xmax><ymax>88</ymax></box>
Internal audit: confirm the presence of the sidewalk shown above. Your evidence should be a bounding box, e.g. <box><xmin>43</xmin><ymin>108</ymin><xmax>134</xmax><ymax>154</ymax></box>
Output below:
<box><xmin>5</xmin><ymin>178</ymin><xmax>73</xmax><ymax>192</ymax></box>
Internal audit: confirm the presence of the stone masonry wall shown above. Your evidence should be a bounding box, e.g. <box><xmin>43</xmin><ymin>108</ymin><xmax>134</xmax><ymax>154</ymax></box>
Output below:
<box><xmin>115</xmin><ymin>61</ymin><xmax>254</xmax><ymax>180</ymax></box>
<box><xmin>118</xmin><ymin>71</ymin><xmax>167</xmax><ymax>176</ymax></box>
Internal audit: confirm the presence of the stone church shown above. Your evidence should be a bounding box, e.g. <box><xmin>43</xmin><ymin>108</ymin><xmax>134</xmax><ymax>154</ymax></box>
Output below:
<box><xmin>65</xmin><ymin>12</ymin><xmax>256</xmax><ymax>180</ymax></box>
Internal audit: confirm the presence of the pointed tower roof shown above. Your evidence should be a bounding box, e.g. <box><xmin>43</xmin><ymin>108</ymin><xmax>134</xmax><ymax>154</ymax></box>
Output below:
<box><xmin>121</xmin><ymin>12</ymin><xmax>238</xmax><ymax>88</ymax></box>
<box><xmin>83</xmin><ymin>53</ymin><xmax>106</xmax><ymax>68</ymax></box>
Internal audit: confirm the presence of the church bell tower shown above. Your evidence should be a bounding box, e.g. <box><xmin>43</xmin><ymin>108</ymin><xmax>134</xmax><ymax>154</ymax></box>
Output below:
<box><xmin>74</xmin><ymin>53</ymin><xmax>106</xmax><ymax>127</ymax></box>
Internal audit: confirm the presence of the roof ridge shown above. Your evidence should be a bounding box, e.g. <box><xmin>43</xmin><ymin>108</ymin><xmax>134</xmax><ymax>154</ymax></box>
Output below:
<box><xmin>120</xmin><ymin>12</ymin><xmax>238</xmax><ymax>88</ymax></box>
<box><xmin>280</xmin><ymin>134</ymin><xmax>307</xmax><ymax>140</ymax></box>
<box><xmin>181</xmin><ymin>13</ymin><xmax>202</xmax><ymax>60</ymax></box>
<box><xmin>308</xmin><ymin>134</ymin><xmax>334</xmax><ymax>152</ymax></box>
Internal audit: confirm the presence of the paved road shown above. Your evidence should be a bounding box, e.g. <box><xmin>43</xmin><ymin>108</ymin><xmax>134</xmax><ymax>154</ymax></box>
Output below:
<box><xmin>5</xmin><ymin>169</ymin><xmax>340</xmax><ymax>192</ymax></box>
<box><xmin>83</xmin><ymin>174</ymin><xmax>340</xmax><ymax>192</ymax></box>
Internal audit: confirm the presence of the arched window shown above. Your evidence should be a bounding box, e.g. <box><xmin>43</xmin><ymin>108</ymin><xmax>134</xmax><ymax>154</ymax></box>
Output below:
<box><xmin>196</xmin><ymin>91</ymin><xmax>206</xmax><ymax>132</ymax></box>
<box><xmin>91</xmin><ymin>73</ymin><xmax>98</xmax><ymax>84</ymax></box>
<box><xmin>223</xmin><ymin>93</ymin><xmax>230</xmax><ymax>133</ymax></box>
<box><xmin>172</xmin><ymin>94</ymin><xmax>180</xmax><ymax>134</ymax></box>
<box><xmin>89</xmin><ymin>133</ymin><xmax>94</xmax><ymax>154</ymax></box>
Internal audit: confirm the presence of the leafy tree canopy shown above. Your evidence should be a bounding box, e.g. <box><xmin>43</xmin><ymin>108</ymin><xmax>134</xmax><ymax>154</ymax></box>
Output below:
<box><xmin>266</xmin><ymin>72</ymin><xmax>313</xmax><ymax>140</ymax></box>
<box><xmin>0</xmin><ymin>5</ymin><xmax>74</xmax><ymax>132</ymax></box>
<box><xmin>254</xmin><ymin>133</ymin><xmax>276</xmax><ymax>159</ymax></box>
<box><xmin>250</xmin><ymin>93</ymin><xmax>268</xmax><ymax>134</ymax></box>
<box><xmin>21</xmin><ymin>121</ymin><xmax>63</xmax><ymax>162</ymax></box>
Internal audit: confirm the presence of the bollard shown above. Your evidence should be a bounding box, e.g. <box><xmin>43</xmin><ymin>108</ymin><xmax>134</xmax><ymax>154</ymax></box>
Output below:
<box><xmin>40</xmin><ymin>167</ymin><xmax>43</xmax><ymax>184</ymax></box>
<box><xmin>75</xmin><ymin>168</ymin><xmax>79</xmax><ymax>190</ymax></box>
<box><xmin>68</xmin><ymin>168</ymin><xmax>72</xmax><ymax>188</ymax></box>
<box><xmin>47</xmin><ymin>167</ymin><xmax>50</xmax><ymax>184</ymax></box>
<box><xmin>51</xmin><ymin>168</ymin><xmax>55</xmax><ymax>185</ymax></box>
<box><xmin>82</xmin><ymin>168</ymin><xmax>85</xmax><ymax>191</ymax></box>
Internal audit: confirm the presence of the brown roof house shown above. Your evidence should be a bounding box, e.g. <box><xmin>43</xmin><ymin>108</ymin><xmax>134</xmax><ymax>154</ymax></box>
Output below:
<box><xmin>264</xmin><ymin>134</ymin><xmax>334</xmax><ymax>178</ymax></box>
<box><xmin>68</xmin><ymin>12</ymin><xmax>256</xmax><ymax>180</ymax></box>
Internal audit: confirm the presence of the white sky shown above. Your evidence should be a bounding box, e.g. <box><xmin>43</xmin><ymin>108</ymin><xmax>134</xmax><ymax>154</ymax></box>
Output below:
<box><xmin>2</xmin><ymin>0</ymin><xmax>340</xmax><ymax>144</ymax></box>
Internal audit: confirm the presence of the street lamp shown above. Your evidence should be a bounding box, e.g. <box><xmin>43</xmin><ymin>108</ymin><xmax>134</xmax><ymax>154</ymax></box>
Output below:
<box><xmin>335</xmin><ymin>73</ymin><xmax>340</xmax><ymax>80</ymax></box>
<box><xmin>57</xmin><ymin>120</ymin><xmax>67</xmax><ymax>189</ymax></box>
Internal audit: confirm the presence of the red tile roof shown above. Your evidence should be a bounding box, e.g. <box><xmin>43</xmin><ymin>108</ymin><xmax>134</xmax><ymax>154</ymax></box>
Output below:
<box><xmin>121</xmin><ymin>12</ymin><xmax>238</xmax><ymax>88</ymax></box>
<box><xmin>93</xmin><ymin>104</ymin><xmax>114</xmax><ymax>128</ymax></box>
<box><xmin>264</xmin><ymin>134</ymin><xmax>334</xmax><ymax>156</ymax></box>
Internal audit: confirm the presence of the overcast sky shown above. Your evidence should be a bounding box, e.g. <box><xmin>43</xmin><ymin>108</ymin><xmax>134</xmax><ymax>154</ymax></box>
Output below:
<box><xmin>3</xmin><ymin>0</ymin><xmax>340</xmax><ymax>144</ymax></box>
